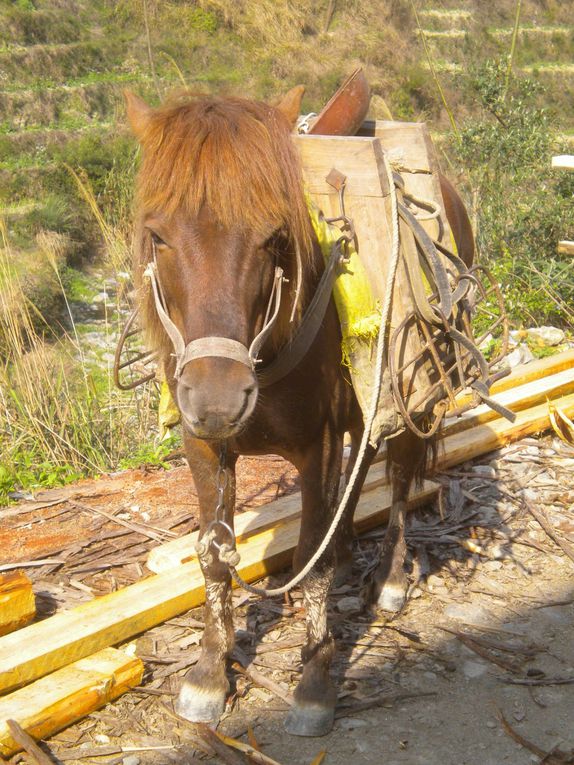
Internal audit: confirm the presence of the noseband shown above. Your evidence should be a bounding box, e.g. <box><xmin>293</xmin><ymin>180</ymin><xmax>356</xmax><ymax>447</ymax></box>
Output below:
<box><xmin>144</xmin><ymin>249</ymin><xmax>284</xmax><ymax>380</ymax></box>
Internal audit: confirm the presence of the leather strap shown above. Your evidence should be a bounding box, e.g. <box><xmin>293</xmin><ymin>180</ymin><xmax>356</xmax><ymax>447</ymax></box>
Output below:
<box><xmin>258</xmin><ymin>239</ymin><xmax>344</xmax><ymax>388</ymax></box>
<box><xmin>180</xmin><ymin>337</ymin><xmax>252</xmax><ymax>368</ymax></box>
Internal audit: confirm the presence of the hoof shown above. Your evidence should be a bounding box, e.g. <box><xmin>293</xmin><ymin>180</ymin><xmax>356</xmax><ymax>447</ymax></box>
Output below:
<box><xmin>175</xmin><ymin>681</ymin><xmax>226</xmax><ymax>724</ymax></box>
<box><xmin>376</xmin><ymin>582</ymin><xmax>407</xmax><ymax>613</ymax></box>
<box><xmin>284</xmin><ymin>703</ymin><xmax>335</xmax><ymax>737</ymax></box>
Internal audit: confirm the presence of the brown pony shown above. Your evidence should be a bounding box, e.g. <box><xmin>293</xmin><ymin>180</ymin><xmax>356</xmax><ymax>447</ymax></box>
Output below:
<box><xmin>126</xmin><ymin>88</ymin><xmax>470</xmax><ymax>737</ymax></box>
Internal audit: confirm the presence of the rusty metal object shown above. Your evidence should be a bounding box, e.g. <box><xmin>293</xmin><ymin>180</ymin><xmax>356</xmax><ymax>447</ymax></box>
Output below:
<box><xmin>113</xmin><ymin>308</ymin><xmax>157</xmax><ymax>391</ymax></box>
<box><xmin>309</xmin><ymin>67</ymin><xmax>371</xmax><ymax>137</ymax></box>
<box><xmin>388</xmin><ymin>265</ymin><xmax>510</xmax><ymax>438</ymax></box>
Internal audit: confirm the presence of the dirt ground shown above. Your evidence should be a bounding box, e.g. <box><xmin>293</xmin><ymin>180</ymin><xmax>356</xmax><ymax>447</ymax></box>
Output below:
<box><xmin>2</xmin><ymin>436</ymin><xmax>574</xmax><ymax>765</ymax></box>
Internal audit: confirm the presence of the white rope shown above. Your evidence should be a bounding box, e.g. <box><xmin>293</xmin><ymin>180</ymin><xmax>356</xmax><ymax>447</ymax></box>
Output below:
<box><xmin>224</xmin><ymin>150</ymin><xmax>402</xmax><ymax>597</ymax></box>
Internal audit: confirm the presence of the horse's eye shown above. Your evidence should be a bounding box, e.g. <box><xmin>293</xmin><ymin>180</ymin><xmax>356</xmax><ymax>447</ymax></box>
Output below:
<box><xmin>150</xmin><ymin>231</ymin><xmax>167</xmax><ymax>247</ymax></box>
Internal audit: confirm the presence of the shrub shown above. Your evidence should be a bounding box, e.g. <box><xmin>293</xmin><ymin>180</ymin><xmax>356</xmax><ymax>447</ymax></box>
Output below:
<box><xmin>449</xmin><ymin>58</ymin><xmax>574</xmax><ymax>326</ymax></box>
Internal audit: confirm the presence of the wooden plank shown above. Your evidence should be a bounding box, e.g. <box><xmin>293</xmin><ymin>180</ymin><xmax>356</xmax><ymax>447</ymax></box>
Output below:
<box><xmin>438</xmin><ymin>390</ymin><xmax>574</xmax><ymax>470</ymax></box>
<box><xmin>0</xmin><ymin>480</ymin><xmax>437</xmax><ymax>695</ymax></box>
<box><xmin>444</xmin><ymin>366</ymin><xmax>574</xmax><ymax>436</ymax></box>
<box><xmin>0</xmin><ymin>572</ymin><xmax>35</xmax><ymax>637</ymax></box>
<box><xmin>358</xmin><ymin>121</ymin><xmax>435</xmax><ymax>173</ymax></box>
<box><xmin>357</xmin><ymin>119</ymin><xmax>451</xmax><ymax>248</ymax></box>
<box><xmin>558</xmin><ymin>240</ymin><xmax>574</xmax><ymax>255</ymax></box>
<box><xmin>552</xmin><ymin>155</ymin><xmax>574</xmax><ymax>170</ymax></box>
<box><xmin>148</xmin><ymin>457</ymin><xmax>391</xmax><ymax>574</ymax></box>
<box><xmin>297</xmin><ymin>131</ymin><xmax>435</xmax><ymax>415</ymax></box>
<box><xmin>294</xmin><ymin>134</ymin><xmax>389</xmax><ymax>197</ymax></box>
<box><xmin>0</xmin><ymin>648</ymin><xmax>143</xmax><ymax>758</ymax></box>
<box><xmin>453</xmin><ymin>348</ymin><xmax>574</xmax><ymax>409</ymax></box>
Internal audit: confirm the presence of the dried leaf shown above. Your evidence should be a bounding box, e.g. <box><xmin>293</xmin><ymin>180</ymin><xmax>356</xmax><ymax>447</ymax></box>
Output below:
<box><xmin>214</xmin><ymin>730</ymin><xmax>284</xmax><ymax>765</ymax></box>
<box><xmin>309</xmin><ymin>751</ymin><xmax>327</xmax><ymax>765</ymax></box>
<box><xmin>549</xmin><ymin>402</ymin><xmax>574</xmax><ymax>446</ymax></box>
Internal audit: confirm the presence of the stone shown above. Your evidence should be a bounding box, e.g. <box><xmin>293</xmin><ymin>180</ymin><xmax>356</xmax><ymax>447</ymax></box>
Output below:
<box><xmin>337</xmin><ymin>717</ymin><xmax>369</xmax><ymax>730</ymax></box>
<box><xmin>336</xmin><ymin>596</ymin><xmax>362</xmax><ymax>614</ymax></box>
<box><xmin>123</xmin><ymin>757</ymin><xmax>140</xmax><ymax>765</ymax></box>
<box><xmin>444</xmin><ymin>603</ymin><xmax>490</xmax><ymax>624</ymax></box>
<box><xmin>472</xmin><ymin>465</ymin><xmax>497</xmax><ymax>478</ymax></box>
<box><xmin>462</xmin><ymin>660</ymin><xmax>488</xmax><ymax>678</ymax></box>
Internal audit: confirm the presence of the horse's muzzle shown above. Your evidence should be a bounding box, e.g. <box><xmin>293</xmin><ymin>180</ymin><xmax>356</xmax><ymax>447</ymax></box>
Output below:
<box><xmin>176</xmin><ymin>358</ymin><xmax>258</xmax><ymax>439</ymax></box>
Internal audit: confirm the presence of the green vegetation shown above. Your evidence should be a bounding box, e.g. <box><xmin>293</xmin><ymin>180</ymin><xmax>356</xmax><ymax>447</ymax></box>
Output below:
<box><xmin>450</xmin><ymin>58</ymin><xmax>574</xmax><ymax>326</ymax></box>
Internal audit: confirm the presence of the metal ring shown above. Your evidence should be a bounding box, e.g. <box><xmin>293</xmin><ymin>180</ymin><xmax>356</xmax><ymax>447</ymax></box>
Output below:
<box><xmin>206</xmin><ymin>520</ymin><xmax>236</xmax><ymax>551</ymax></box>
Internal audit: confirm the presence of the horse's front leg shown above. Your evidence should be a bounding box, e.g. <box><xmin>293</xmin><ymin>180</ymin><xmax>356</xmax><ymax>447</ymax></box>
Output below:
<box><xmin>372</xmin><ymin>429</ymin><xmax>427</xmax><ymax>612</ymax></box>
<box><xmin>285</xmin><ymin>429</ymin><xmax>343</xmax><ymax>737</ymax></box>
<box><xmin>176</xmin><ymin>434</ymin><xmax>238</xmax><ymax>724</ymax></box>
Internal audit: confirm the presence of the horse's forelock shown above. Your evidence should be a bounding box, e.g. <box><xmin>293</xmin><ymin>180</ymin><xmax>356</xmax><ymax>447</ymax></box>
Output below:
<box><xmin>133</xmin><ymin>92</ymin><xmax>314</xmax><ymax>356</ymax></box>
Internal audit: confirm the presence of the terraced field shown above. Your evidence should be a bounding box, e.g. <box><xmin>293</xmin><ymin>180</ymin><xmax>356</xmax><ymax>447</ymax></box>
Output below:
<box><xmin>418</xmin><ymin>2</ymin><xmax>574</xmax><ymax>138</ymax></box>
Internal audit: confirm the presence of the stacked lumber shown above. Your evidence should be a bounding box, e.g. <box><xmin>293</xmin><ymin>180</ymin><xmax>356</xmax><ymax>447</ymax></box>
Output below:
<box><xmin>1</xmin><ymin>349</ymin><xmax>573</xmax><ymax>756</ymax></box>
<box><xmin>0</xmin><ymin>649</ymin><xmax>143</xmax><ymax>758</ymax></box>
<box><xmin>0</xmin><ymin>572</ymin><xmax>35</xmax><ymax>637</ymax></box>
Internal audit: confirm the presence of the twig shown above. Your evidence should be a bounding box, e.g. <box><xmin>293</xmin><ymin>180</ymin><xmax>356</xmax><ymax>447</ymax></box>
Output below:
<box><xmin>232</xmin><ymin>647</ymin><xmax>294</xmax><ymax>706</ymax></box>
<box><xmin>523</xmin><ymin>499</ymin><xmax>574</xmax><ymax>564</ymax></box>
<box><xmin>503</xmin><ymin>0</ymin><xmax>522</xmax><ymax>100</ymax></box>
<box><xmin>6</xmin><ymin>720</ymin><xmax>57</xmax><ymax>765</ymax></box>
<box><xmin>336</xmin><ymin>691</ymin><xmax>436</xmax><ymax>718</ymax></box>
<box><xmin>498</xmin><ymin>708</ymin><xmax>573</xmax><ymax>763</ymax></box>
<box><xmin>70</xmin><ymin>500</ymin><xmax>175</xmax><ymax>542</ymax></box>
<box><xmin>195</xmin><ymin>725</ymin><xmax>245</xmax><ymax>765</ymax></box>
<box><xmin>503</xmin><ymin>676</ymin><xmax>574</xmax><ymax>687</ymax></box>
<box><xmin>323</xmin><ymin>0</ymin><xmax>336</xmax><ymax>32</ymax></box>
<box><xmin>0</xmin><ymin>559</ymin><xmax>64</xmax><ymax>572</ymax></box>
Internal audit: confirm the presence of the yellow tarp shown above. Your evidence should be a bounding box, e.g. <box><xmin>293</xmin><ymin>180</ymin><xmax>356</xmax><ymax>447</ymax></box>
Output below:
<box><xmin>307</xmin><ymin>195</ymin><xmax>380</xmax><ymax>366</ymax></box>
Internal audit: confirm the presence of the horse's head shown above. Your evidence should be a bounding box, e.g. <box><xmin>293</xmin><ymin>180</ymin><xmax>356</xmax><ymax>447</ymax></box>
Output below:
<box><xmin>126</xmin><ymin>87</ymin><xmax>309</xmax><ymax>440</ymax></box>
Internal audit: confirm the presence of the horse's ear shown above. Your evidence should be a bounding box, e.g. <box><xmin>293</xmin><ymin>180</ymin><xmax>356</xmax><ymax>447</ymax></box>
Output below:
<box><xmin>275</xmin><ymin>85</ymin><xmax>305</xmax><ymax>128</ymax></box>
<box><xmin>124</xmin><ymin>90</ymin><xmax>152</xmax><ymax>141</ymax></box>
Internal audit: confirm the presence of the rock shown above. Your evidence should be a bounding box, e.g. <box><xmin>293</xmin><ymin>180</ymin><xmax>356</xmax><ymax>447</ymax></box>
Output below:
<box><xmin>427</xmin><ymin>574</ymin><xmax>445</xmax><ymax>591</ymax></box>
<box><xmin>336</xmin><ymin>596</ymin><xmax>362</xmax><ymax>614</ymax></box>
<box><xmin>123</xmin><ymin>757</ymin><xmax>140</xmax><ymax>765</ymax></box>
<box><xmin>444</xmin><ymin>603</ymin><xmax>490</xmax><ymax>624</ymax></box>
<box><xmin>462</xmin><ymin>660</ymin><xmax>488</xmax><ymax>678</ymax></box>
<box><xmin>472</xmin><ymin>465</ymin><xmax>497</xmax><ymax>478</ymax></box>
<box><xmin>338</xmin><ymin>717</ymin><xmax>369</xmax><ymax>730</ymax></box>
<box><xmin>526</xmin><ymin>326</ymin><xmax>565</xmax><ymax>347</ymax></box>
<box><xmin>94</xmin><ymin>734</ymin><xmax>110</xmax><ymax>744</ymax></box>
<box><xmin>505</xmin><ymin>343</ymin><xmax>535</xmax><ymax>368</ymax></box>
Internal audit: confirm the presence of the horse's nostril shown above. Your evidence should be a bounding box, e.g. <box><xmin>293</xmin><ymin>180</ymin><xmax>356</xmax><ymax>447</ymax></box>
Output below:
<box><xmin>243</xmin><ymin>384</ymin><xmax>256</xmax><ymax>398</ymax></box>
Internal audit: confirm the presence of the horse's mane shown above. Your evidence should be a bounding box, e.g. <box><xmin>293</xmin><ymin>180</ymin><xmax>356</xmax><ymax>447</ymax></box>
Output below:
<box><xmin>133</xmin><ymin>91</ymin><xmax>314</xmax><ymax>358</ymax></box>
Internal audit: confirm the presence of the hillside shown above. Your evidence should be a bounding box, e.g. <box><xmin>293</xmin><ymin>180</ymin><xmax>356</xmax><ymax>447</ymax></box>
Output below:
<box><xmin>0</xmin><ymin>0</ymin><xmax>573</xmax><ymax>495</ymax></box>
<box><xmin>0</xmin><ymin>0</ymin><xmax>572</xmax><ymax>270</ymax></box>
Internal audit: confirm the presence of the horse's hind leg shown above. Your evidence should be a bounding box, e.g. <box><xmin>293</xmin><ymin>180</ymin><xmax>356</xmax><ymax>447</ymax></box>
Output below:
<box><xmin>176</xmin><ymin>436</ymin><xmax>237</xmax><ymax>724</ymax></box>
<box><xmin>284</xmin><ymin>431</ymin><xmax>343</xmax><ymax>737</ymax></box>
<box><xmin>371</xmin><ymin>429</ymin><xmax>426</xmax><ymax>613</ymax></box>
<box><xmin>334</xmin><ymin>426</ymin><xmax>378</xmax><ymax>586</ymax></box>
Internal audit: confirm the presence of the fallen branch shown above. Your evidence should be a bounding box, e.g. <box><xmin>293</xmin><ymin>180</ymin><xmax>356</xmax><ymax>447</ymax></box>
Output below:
<box><xmin>6</xmin><ymin>720</ymin><xmax>56</xmax><ymax>765</ymax></box>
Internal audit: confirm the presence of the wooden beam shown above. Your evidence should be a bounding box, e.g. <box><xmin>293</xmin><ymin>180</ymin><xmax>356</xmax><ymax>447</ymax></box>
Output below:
<box><xmin>444</xmin><ymin>365</ymin><xmax>574</xmax><ymax>436</ymax></box>
<box><xmin>552</xmin><ymin>154</ymin><xmax>574</xmax><ymax>170</ymax></box>
<box><xmin>0</xmin><ymin>648</ymin><xmax>143</xmax><ymax>758</ymax></box>
<box><xmin>0</xmin><ymin>480</ymin><xmax>437</xmax><ymax>695</ymax></box>
<box><xmin>147</xmin><ymin>457</ymin><xmax>390</xmax><ymax>574</ymax></box>
<box><xmin>0</xmin><ymin>572</ymin><xmax>35</xmax><ymax>637</ymax></box>
<box><xmin>438</xmin><ymin>390</ymin><xmax>574</xmax><ymax>470</ymax></box>
<box><xmin>452</xmin><ymin>348</ymin><xmax>574</xmax><ymax>410</ymax></box>
<box><xmin>558</xmin><ymin>240</ymin><xmax>574</xmax><ymax>255</ymax></box>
